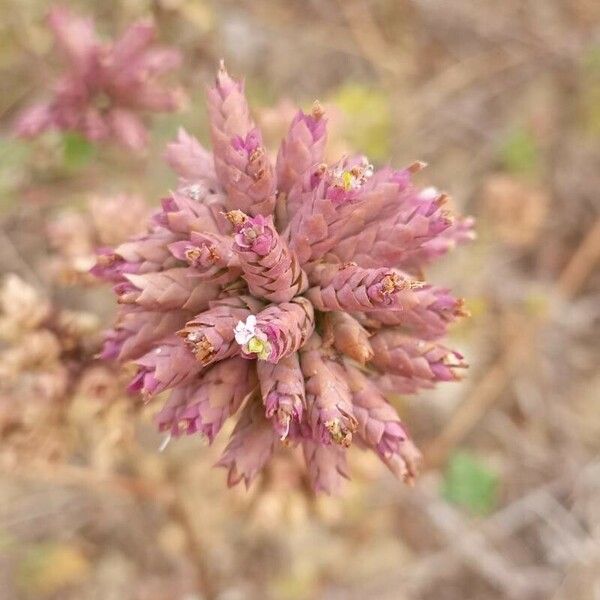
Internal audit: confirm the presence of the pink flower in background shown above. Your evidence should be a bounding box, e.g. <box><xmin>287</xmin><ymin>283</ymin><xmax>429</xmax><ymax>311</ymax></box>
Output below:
<box><xmin>14</xmin><ymin>5</ymin><xmax>185</xmax><ymax>150</ymax></box>
<box><xmin>95</xmin><ymin>63</ymin><xmax>474</xmax><ymax>493</ymax></box>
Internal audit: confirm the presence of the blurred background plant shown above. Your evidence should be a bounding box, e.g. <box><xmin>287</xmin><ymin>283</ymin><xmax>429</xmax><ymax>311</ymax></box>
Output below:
<box><xmin>0</xmin><ymin>1</ymin><xmax>599</xmax><ymax>599</ymax></box>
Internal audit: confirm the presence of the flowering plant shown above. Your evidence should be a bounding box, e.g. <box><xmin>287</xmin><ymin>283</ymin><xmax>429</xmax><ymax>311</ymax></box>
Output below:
<box><xmin>14</xmin><ymin>6</ymin><xmax>185</xmax><ymax>150</ymax></box>
<box><xmin>95</xmin><ymin>63</ymin><xmax>473</xmax><ymax>492</ymax></box>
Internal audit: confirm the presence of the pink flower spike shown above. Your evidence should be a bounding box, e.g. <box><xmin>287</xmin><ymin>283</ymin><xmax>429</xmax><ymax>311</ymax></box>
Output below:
<box><xmin>131</xmin><ymin>336</ymin><xmax>201</xmax><ymax>397</ymax></box>
<box><xmin>14</xmin><ymin>6</ymin><xmax>184</xmax><ymax>150</ymax></box>
<box><xmin>257</xmin><ymin>353</ymin><xmax>305</xmax><ymax>439</ymax></box>
<box><xmin>228</xmin><ymin>211</ymin><xmax>307</xmax><ymax>303</ymax></box>
<box><xmin>306</xmin><ymin>262</ymin><xmax>419</xmax><ymax>312</ymax></box>
<box><xmin>276</xmin><ymin>102</ymin><xmax>328</xmax><ymax>198</ymax></box>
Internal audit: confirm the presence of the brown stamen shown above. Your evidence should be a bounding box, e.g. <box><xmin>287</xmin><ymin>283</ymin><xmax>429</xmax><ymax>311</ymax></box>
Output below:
<box><xmin>207</xmin><ymin>246</ymin><xmax>220</xmax><ymax>263</ymax></box>
<box><xmin>311</xmin><ymin>99</ymin><xmax>325</xmax><ymax>120</ymax></box>
<box><xmin>96</xmin><ymin>253</ymin><xmax>118</xmax><ymax>267</ymax></box>
<box><xmin>192</xmin><ymin>336</ymin><xmax>215</xmax><ymax>364</ymax></box>
<box><xmin>224</xmin><ymin>210</ymin><xmax>248</xmax><ymax>228</ymax></box>
<box><xmin>454</xmin><ymin>298</ymin><xmax>471</xmax><ymax>318</ymax></box>
<box><xmin>184</xmin><ymin>247</ymin><xmax>202</xmax><ymax>264</ymax></box>
<box><xmin>407</xmin><ymin>160</ymin><xmax>427</xmax><ymax>173</ymax></box>
<box><xmin>380</xmin><ymin>273</ymin><xmax>402</xmax><ymax>295</ymax></box>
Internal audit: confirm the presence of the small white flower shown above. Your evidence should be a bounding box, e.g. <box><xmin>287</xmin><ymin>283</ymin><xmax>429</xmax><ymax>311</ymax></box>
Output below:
<box><xmin>234</xmin><ymin>315</ymin><xmax>257</xmax><ymax>345</ymax></box>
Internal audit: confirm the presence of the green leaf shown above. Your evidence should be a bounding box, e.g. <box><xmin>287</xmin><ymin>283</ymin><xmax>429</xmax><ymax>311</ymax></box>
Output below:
<box><xmin>63</xmin><ymin>132</ymin><xmax>95</xmax><ymax>169</ymax></box>
<box><xmin>499</xmin><ymin>127</ymin><xmax>539</xmax><ymax>176</ymax></box>
<box><xmin>442</xmin><ymin>450</ymin><xmax>498</xmax><ymax>515</ymax></box>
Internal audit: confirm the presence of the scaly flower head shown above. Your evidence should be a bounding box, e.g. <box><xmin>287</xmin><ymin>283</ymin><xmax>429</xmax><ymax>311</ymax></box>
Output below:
<box><xmin>96</xmin><ymin>64</ymin><xmax>474</xmax><ymax>493</ymax></box>
<box><xmin>14</xmin><ymin>5</ymin><xmax>185</xmax><ymax>150</ymax></box>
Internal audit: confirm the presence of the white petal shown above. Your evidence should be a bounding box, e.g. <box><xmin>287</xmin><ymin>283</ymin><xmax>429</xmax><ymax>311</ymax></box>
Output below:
<box><xmin>234</xmin><ymin>321</ymin><xmax>250</xmax><ymax>344</ymax></box>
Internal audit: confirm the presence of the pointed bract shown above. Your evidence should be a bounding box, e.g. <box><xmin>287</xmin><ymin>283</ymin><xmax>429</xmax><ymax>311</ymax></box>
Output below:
<box><xmin>157</xmin><ymin>357</ymin><xmax>256</xmax><ymax>441</ymax></box>
<box><xmin>216</xmin><ymin>398</ymin><xmax>279</xmax><ymax>488</ymax></box>
<box><xmin>257</xmin><ymin>352</ymin><xmax>305</xmax><ymax>439</ymax></box>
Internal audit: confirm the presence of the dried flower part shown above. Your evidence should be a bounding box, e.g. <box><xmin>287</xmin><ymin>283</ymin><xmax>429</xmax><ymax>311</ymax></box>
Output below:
<box><xmin>302</xmin><ymin>440</ymin><xmax>349</xmax><ymax>495</ymax></box>
<box><xmin>14</xmin><ymin>7</ymin><xmax>184</xmax><ymax>149</ymax></box>
<box><xmin>322</xmin><ymin>311</ymin><xmax>373</xmax><ymax>364</ymax></box>
<box><xmin>341</xmin><ymin>363</ymin><xmax>421</xmax><ymax>484</ymax></box>
<box><xmin>306</xmin><ymin>262</ymin><xmax>418</xmax><ymax>312</ymax></box>
<box><xmin>239</xmin><ymin>298</ymin><xmax>315</xmax><ymax>363</ymax></box>
<box><xmin>216</xmin><ymin>398</ymin><xmax>279</xmax><ymax>488</ymax></box>
<box><xmin>178</xmin><ymin>296</ymin><xmax>264</xmax><ymax>366</ymax></box>
<box><xmin>157</xmin><ymin>357</ymin><xmax>256</xmax><ymax>442</ymax></box>
<box><xmin>257</xmin><ymin>353</ymin><xmax>305</xmax><ymax>439</ymax></box>
<box><xmin>75</xmin><ymin>365</ymin><xmax>121</xmax><ymax>402</ymax></box>
<box><xmin>369</xmin><ymin>330</ymin><xmax>467</xmax><ymax>384</ymax></box>
<box><xmin>208</xmin><ymin>65</ymin><xmax>275</xmax><ymax>216</ymax></box>
<box><xmin>276</xmin><ymin>103</ymin><xmax>327</xmax><ymax>200</ymax></box>
<box><xmin>0</xmin><ymin>275</ymin><xmax>51</xmax><ymax>341</ymax></box>
<box><xmin>89</xmin><ymin>194</ymin><xmax>148</xmax><ymax>247</ymax></box>
<box><xmin>118</xmin><ymin>268</ymin><xmax>222</xmax><ymax>312</ymax></box>
<box><xmin>228</xmin><ymin>212</ymin><xmax>307</xmax><ymax>302</ymax></box>
<box><xmin>2</xmin><ymin>330</ymin><xmax>62</xmax><ymax>370</ymax></box>
<box><xmin>129</xmin><ymin>336</ymin><xmax>200</xmax><ymax>397</ymax></box>
<box><xmin>300</xmin><ymin>334</ymin><xmax>357</xmax><ymax>446</ymax></box>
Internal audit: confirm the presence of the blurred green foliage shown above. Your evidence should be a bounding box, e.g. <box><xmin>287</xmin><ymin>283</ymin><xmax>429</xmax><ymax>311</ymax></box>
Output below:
<box><xmin>63</xmin><ymin>132</ymin><xmax>95</xmax><ymax>170</ymax></box>
<box><xmin>332</xmin><ymin>83</ymin><xmax>391</xmax><ymax>161</ymax></box>
<box><xmin>443</xmin><ymin>450</ymin><xmax>499</xmax><ymax>516</ymax></box>
<box><xmin>499</xmin><ymin>127</ymin><xmax>539</xmax><ymax>176</ymax></box>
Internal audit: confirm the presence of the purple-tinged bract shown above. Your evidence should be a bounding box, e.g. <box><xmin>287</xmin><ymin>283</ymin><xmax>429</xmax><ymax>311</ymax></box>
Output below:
<box><xmin>96</xmin><ymin>64</ymin><xmax>474</xmax><ymax>493</ymax></box>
